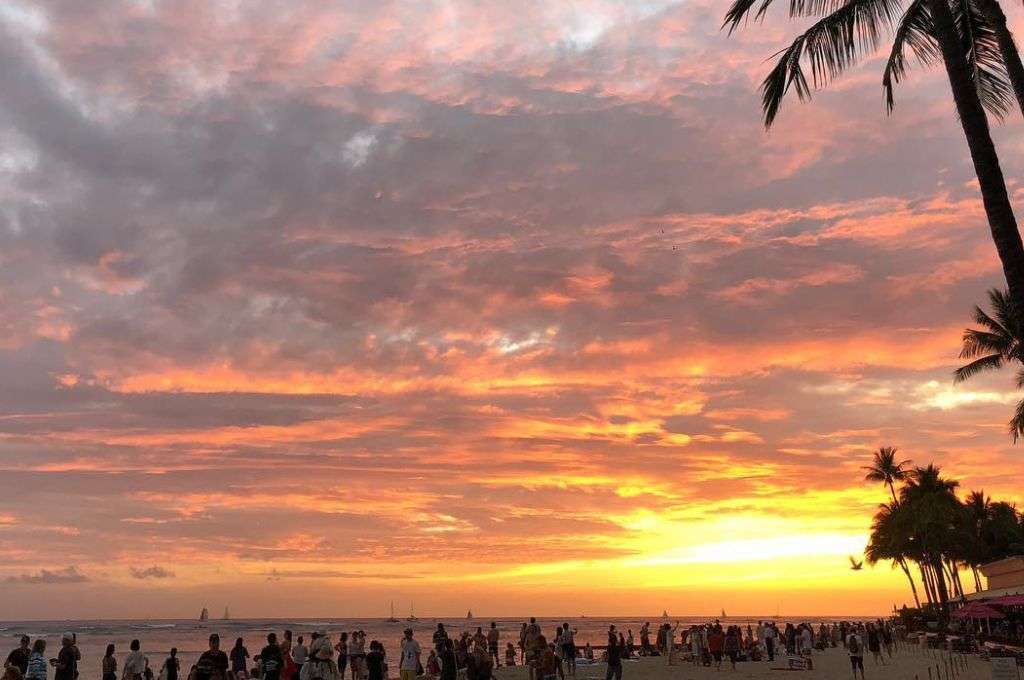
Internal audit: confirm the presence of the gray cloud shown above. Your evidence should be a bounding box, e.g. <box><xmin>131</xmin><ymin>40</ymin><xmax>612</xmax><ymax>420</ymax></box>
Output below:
<box><xmin>129</xmin><ymin>565</ymin><xmax>176</xmax><ymax>579</ymax></box>
<box><xmin>6</xmin><ymin>566</ymin><xmax>89</xmax><ymax>584</ymax></box>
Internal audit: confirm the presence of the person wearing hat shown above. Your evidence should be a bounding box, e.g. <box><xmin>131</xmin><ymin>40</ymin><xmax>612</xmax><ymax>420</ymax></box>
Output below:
<box><xmin>398</xmin><ymin>629</ymin><xmax>420</xmax><ymax>680</ymax></box>
<box><xmin>52</xmin><ymin>635</ymin><xmax>76</xmax><ymax>680</ymax></box>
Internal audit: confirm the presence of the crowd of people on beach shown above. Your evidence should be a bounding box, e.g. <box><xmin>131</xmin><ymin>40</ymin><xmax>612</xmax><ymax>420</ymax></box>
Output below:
<box><xmin>2</xmin><ymin>618</ymin><xmax>901</xmax><ymax>680</ymax></box>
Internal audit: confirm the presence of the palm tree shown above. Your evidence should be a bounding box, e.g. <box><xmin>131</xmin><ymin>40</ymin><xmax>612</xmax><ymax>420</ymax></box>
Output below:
<box><xmin>722</xmin><ymin>0</ymin><xmax>1024</xmax><ymax>329</ymax></box>
<box><xmin>963</xmin><ymin>490</ymin><xmax>993</xmax><ymax>590</ymax></box>
<box><xmin>900</xmin><ymin>465</ymin><xmax>961</xmax><ymax>611</ymax></box>
<box><xmin>866</xmin><ymin>501</ymin><xmax>923</xmax><ymax>607</ymax></box>
<box><xmin>863</xmin><ymin>446</ymin><xmax>913</xmax><ymax>502</ymax></box>
<box><xmin>955</xmin><ymin>288</ymin><xmax>1024</xmax><ymax>440</ymax></box>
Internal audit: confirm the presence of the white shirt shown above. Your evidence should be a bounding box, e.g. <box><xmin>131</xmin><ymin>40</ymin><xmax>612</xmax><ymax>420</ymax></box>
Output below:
<box><xmin>400</xmin><ymin>639</ymin><xmax>421</xmax><ymax>671</ymax></box>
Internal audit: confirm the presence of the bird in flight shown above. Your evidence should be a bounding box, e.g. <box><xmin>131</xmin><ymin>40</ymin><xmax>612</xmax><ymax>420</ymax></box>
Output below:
<box><xmin>849</xmin><ymin>556</ymin><xmax>864</xmax><ymax>571</ymax></box>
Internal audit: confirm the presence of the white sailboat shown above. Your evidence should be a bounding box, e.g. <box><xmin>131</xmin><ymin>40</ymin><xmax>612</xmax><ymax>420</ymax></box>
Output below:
<box><xmin>223</xmin><ymin>606</ymin><xmax>230</xmax><ymax>621</ymax></box>
<box><xmin>406</xmin><ymin>603</ymin><xmax>419</xmax><ymax>622</ymax></box>
<box><xmin>387</xmin><ymin>601</ymin><xmax>399</xmax><ymax>623</ymax></box>
<box><xmin>199</xmin><ymin>607</ymin><xmax>209</xmax><ymax>623</ymax></box>
<box><xmin>467</xmin><ymin>610</ymin><xmax>473</xmax><ymax>619</ymax></box>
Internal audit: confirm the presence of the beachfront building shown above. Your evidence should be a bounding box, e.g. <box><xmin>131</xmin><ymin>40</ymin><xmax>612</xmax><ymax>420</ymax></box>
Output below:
<box><xmin>955</xmin><ymin>556</ymin><xmax>1024</xmax><ymax>646</ymax></box>
<box><xmin>966</xmin><ymin>556</ymin><xmax>1024</xmax><ymax>601</ymax></box>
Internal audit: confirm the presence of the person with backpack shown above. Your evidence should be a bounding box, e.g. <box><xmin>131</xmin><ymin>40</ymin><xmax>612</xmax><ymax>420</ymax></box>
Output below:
<box><xmin>196</xmin><ymin>636</ymin><xmax>230</xmax><ymax>680</ymax></box>
<box><xmin>847</xmin><ymin>630</ymin><xmax>865</xmax><ymax>680</ymax></box>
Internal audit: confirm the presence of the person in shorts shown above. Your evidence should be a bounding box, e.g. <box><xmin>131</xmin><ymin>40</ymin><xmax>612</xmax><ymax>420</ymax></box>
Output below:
<box><xmin>486</xmin><ymin>624</ymin><xmax>499</xmax><ymax>667</ymax></box>
<box><xmin>847</xmin><ymin>632</ymin><xmax>865</xmax><ymax>680</ymax></box>
<box><xmin>399</xmin><ymin>629</ymin><xmax>421</xmax><ymax>680</ymax></box>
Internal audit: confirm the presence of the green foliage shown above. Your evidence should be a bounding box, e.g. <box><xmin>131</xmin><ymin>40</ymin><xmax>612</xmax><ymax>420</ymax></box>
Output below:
<box><xmin>864</xmin><ymin>457</ymin><xmax>1023</xmax><ymax>609</ymax></box>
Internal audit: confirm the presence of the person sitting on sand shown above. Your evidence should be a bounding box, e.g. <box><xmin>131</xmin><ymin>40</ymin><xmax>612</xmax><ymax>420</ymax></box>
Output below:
<box><xmin>504</xmin><ymin>644</ymin><xmax>515</xmax><ymax>668</ymax></box>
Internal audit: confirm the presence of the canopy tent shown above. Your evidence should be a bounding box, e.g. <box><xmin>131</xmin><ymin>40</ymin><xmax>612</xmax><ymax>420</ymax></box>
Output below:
<box><xmin>989</xmin><ymin>595</ymin><xmax>1024</xmax><ymax>606</ymax></box>
<box><xmin>953</xmin><ymin>603</ymin><xmax>1006</xmax><ymax>619</ymax></box>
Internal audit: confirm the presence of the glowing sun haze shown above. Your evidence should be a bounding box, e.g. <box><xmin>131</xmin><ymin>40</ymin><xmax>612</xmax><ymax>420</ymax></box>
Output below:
<box><xmin>2</xmin><ymin>0</ymin><xmax>1024</xmax><ymax>620</ymax></box>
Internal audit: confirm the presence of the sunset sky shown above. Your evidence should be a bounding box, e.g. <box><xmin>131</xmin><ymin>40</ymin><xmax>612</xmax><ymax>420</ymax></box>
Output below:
<box><xmin>3</xmin><ymin>0</ymin><xmax>1024</xmax><ymax>621</ymax></box>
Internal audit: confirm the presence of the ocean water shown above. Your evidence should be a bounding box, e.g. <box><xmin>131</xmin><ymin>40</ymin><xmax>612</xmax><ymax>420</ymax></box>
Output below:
<box><xmin>0</xmin><ymin>616</ymin><xmax>869</xmax><ymax>680</ymax></box>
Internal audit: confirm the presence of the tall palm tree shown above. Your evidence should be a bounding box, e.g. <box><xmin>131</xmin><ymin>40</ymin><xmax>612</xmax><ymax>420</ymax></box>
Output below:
<box><xmin>955</xmin><ymin>288</ymin><xmax>1024</xmax><ymax>440</ymax></box>
<box><xmin>866</xmin><ymin>501</ymin><xmax>923</xmax><ymax>607</ymax></box>
<box><xmin>722</xmin><ymin>0</ymin><xmax>1024</xmax><ymax>329</ymax></box>
<box><xmin>963</xmin><ymin>490</ymin><xmax>993</xmax><ymax>590</ymax></box>
<box><xmin>900</xmin><ymin>465</ymin><xmax>961</xmax><ymax>611</ymax></box>
<box><xmin>863</xmin><ymin>446</ymin><xmax>913</xmax><ymax>502</ymax></box>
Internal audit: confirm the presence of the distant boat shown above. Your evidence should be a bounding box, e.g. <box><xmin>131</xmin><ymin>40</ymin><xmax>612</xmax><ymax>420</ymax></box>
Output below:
<box><xmin>721</xmin><ymin>609</ymin><xmax>727</xmax><ymax>618</ymax></box>
<box><xmin>199</xmin><ymin>607</ymin><xmax>209</xmax><ymax>622</ymax></box>
<box><xmin>223</xmin><ymin>606</ymin><xmax>230</xmax><ymax>621</ymax></box>
<box><xmin>387</xmin><ymin>601</ymin><xmax>399</xmax><ymax>623</ymax></box>
<box><xmin>467</xmin><ymin>610</ymin><xmax>473</xmax><ymax>619</ymax></box>
<box><xmin>662</xmin><ymin>610</ymin><xmax>668</xmax><ymax>618</ymax></box>
<box><xmin>406</xmin><ymin>603</ymin><xmax>419</xmax><ymax>622</ymax></box>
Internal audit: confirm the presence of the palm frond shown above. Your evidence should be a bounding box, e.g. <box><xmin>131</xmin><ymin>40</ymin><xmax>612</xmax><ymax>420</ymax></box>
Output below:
<box><xmin>959</xmin><ymin>328</ymin><xmax>1012</xmax><ymax>359</ymax></box>
<box><xmin>723</xmin><ymin>0</ymin><xmax>781</xmax><ymax>32</ymax></box>
<box><xmin>1010</xmin><ymin>396</ymin><xmax>1024</xmax><ymax>442</ymax></box>
<box><xmin>883</xmin><ymin>0</ymin><xmax>938</xmax><ymax>111</ymax></box>
<box><xmin>762</xmin><ymin>0</ymin><xmax>902</xmax><ymax>126</ymax></box>
<box><xmin>953</xmin><ymin>352</ymin><xmax>1004</xmax><ymax>383</ymax></box>
<box><xmin>951</xmin><ymin>0</ymin><xmax>1014</xmax><ymax>118</ymax></box>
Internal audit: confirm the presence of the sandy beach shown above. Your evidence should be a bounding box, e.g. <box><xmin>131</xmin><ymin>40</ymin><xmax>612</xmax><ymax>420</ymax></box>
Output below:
<box><xmin>489</xmin><ymin>647</ymin><xmax>991</xmax><ymax>680</ymax></box>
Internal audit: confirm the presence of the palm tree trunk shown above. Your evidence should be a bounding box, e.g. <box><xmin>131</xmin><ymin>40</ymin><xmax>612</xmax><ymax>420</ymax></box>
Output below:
<box><xmin>927</xmin><ymin>0</ymin><xmax>1024</xmax><ymax>327</ymax></box>
<box><xmin>976</xmin><ymin>0</ymin><xmax>1024</xmax><ymax>117</ymax></box>
<box><xmin>898</xmin><ymin>558</ymin><xmax>922</xmax><ymax>608</ymax></box>
<box><xmin>932</xmin><ymin>556</ymin><xmax>952</xmax><ymax>611</ymax></box>
<box><xmin>946</xmin><ymin>560</ymin><xmax>963</xmax><ymax>598</ymax></box>
<box><xmin>920</xmin><ymin>563</ymin><xmax>936</xmax><ymax>605</ymax></box>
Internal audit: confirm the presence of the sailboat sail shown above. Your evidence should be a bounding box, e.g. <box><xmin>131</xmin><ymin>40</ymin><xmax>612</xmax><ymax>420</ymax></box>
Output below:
<box><xmin>199</xmin><ymin>607</ymin><xmax>209</xmax><ymax>622</ymax></box>
<box><xmin>223</xmin><ymin>606</ymin><xmax>230</xmax><ymax>620</ymax></box>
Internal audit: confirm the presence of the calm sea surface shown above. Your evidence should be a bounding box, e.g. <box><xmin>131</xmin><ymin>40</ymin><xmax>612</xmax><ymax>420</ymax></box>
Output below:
<box><xmin>0</xmin><ymin>616</ymin><xmax>872</xmax><ymax>680</ymax></box>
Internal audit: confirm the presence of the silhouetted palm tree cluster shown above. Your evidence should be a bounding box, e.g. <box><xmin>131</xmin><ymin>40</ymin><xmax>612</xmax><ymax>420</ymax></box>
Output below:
<box><xmin>862</xmin><ymin>447</ymin><xmax>1024</xmax><ymax>615</ymax></box>
<box><xmin>723</xmin><ymin>0</ymin><xmax>1024</xmax><ymax>332</ymax></box>
<box><xmin>955</xmin><ymin>288</ymin><xmax>1024</xmax><ymax>439</ymax></box>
